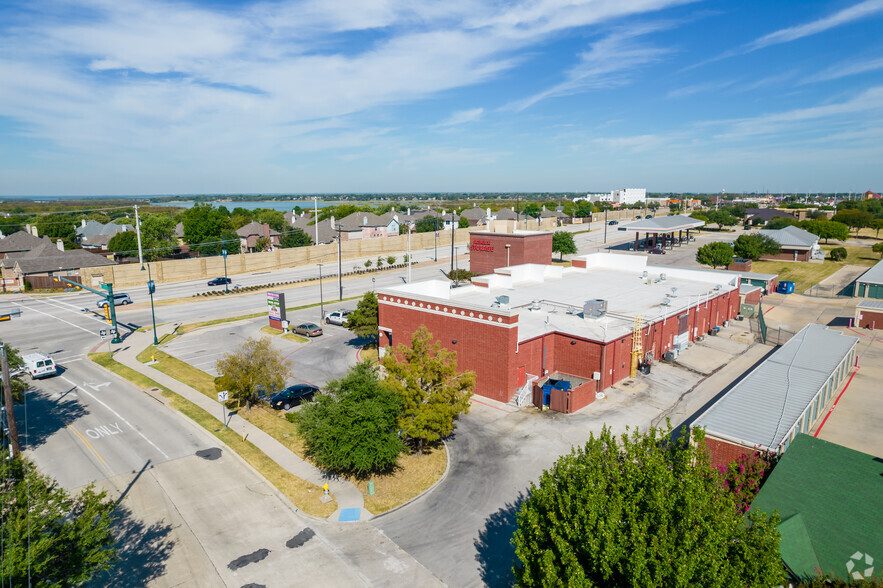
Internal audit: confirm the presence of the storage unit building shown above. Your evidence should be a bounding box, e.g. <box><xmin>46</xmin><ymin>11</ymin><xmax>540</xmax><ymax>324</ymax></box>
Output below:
<box><xmin>692</xmin><ymin>324</ymin><xmax>858</xmax><ymax>468</ymax></box>
<box><xmin>855</xmin><ymin>300</ymin><xmax>883</xmax><ymax>329</ymax></box>
<box><xmin>854</xmin><ymin>260</ymin><xmax>883</xmax><ymax>299</ymax></box>
<box><xmin>468</xmin><ymin>231</ymin><xmax>552</xmax><ymax>276</ymax></box>
<box><xmin>379</xmin><ymin>253</ymin><xmax>741</xmax><ymax>412</ymax></box>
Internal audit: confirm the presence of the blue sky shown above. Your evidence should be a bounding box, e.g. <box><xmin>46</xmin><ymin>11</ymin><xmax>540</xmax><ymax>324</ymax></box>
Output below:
<box><xmin>1</xmin><ymin>0</ymin><xmax>882</xmax><ymax>196</ymax></box>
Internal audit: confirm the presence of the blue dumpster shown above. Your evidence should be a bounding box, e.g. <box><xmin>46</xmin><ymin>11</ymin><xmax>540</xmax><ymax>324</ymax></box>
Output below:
<box><xmin>777</xmin><ymin>280</ymin><xmax>795</xmax><ymax>294</ymax></box>
<box><xmin>541</xmin><ymin>379</ymin><xmax>571</xmax><ymax>406</ymax></box>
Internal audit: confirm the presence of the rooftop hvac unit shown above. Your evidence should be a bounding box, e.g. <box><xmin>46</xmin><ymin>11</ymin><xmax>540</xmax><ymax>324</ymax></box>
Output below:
<box><xmin>670</xmin><ymin>286</ymin><xmax>678</xmax><ymax>297</ymax></box>
<box><xmin>642</xmin><ymin>271</ymin><xmax>649</xmax><ymax>278</ymax></box>
<box><xmin>661</xmin><ymin>297</ymin><xmax>671</xmax><ymax>306</ymax></box>
<box><xmin>492</xmin><ymin>295</ymin><xmax>510</xmax><ymax>309</ymax></box>
<box><xmin>714</xmin><ymin>284</ymin><xmax>722</xmax><ymax>290</ymax></box>
<box><xmin>583</xmin><ymin>299</ymin><xmax>608</xmax><ymax>318</ymax></box>
<box><xmin>663</xmin><ymin>350</ymin><xmax>678</xmax><ymax>361</ymax></box>
<box><xmin>660</xmin><ymin>273</ymin><xmax>666</xmax><ymax>281</ymax></box>
<box><xmin>566</xmin><ymin>306</ymin><xmax>577</xmax><ymax>315</ymax></box>
<box><xmin>530</xmin><ymin>299</ymin><xmax>542</xmax><ymax>311</ymax></box>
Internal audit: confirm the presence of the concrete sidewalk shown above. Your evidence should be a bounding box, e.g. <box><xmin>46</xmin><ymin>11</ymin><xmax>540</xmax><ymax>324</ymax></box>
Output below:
<box><xmin>110</xmin><ymin>329</ymin><xmax>371</xmax><ymax>523</ymax></box>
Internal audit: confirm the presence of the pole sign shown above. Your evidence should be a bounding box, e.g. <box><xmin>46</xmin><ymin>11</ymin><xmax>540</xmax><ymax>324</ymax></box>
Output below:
<box><xmin>222</xmin><ymin>249</ymin><xmax>227</xmax><ymax>258</ymax></box>
<box><xmin>99</xmin><ymin>329</ymin><xmax>107</xmax><ymax>340</ymax></box>
<box><xmin>267</xmin><ymin>291</ymin><xmax>286</xmax><ymax>330</ymax></box>
<box><xmin>217</xmin><ymin>390</ymin><xmax>229</xmax><ymax>402</ymax></box>
<box><xmin>147</xmin><ymin>280</ymin><xmax>155</xmax><ymax>295</ymax></box>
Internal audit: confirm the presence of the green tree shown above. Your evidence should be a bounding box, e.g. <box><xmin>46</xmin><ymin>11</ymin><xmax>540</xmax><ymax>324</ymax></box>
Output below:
<box><xmin>139</xmin><ymin>214</ymin><xmax>178</xmax><ymax>260</ymax></box>
<box><xmin>832</xmin><ymin>210</ymin><xmax>874</xmax><ymax>234</ymax></box>
<box><xmin>521</xmin><ymin>203</ymin><xmax>541</xmax><ymax>217</ymax></box>
<box><xmin>689</xmin><ymin>212</ymin><xmax>708</xmax><ymax>222</ymax></box>
<box><xmin>766</xmin><ymin>216</ymin><xmax>799</xmax><ymax>230</ymax></box>
<box><xmin>871</xmin><ymin>218</ymin><xmax>883</xmax><ymax>239</ymax></box>
<box><xmin>181</xmin><ymin>203</ymin><xmax>232</xmax><ymax>255</ymax></box>
<box><xmin>107</xmin><ymin>230</ymin><xmax>139</xmax><ymax>254</ymax></box>
<box><xmin>293</xmin><ymin>363</ymin><xmax>405</xmax><ymax>478</ymax></box>
<box><xmin>215</xmin><ymin>337</ymin><xmax>290</xmax><ymax>409</ymax></box>
<box><xmin>279</xmin><ymin>228</ymin><xmax>312</xmax><ymax>248</ymax></box>
<box><xmin>705</xmin><ymin>210</ymin><xmax>738</xmax><ymax>230</ymax></box>
<box><xmin>381</xmin><ymin>326</ymin><xmax>474</xmax><ymax>454</ymax></box>
<box><xmin>733</xmin><ymin>234</ymin><xmax>780</xmax><ymax>261</ymax></box>
<box><xmin>252</xmin><ymin>209</ymin><xmax>287</xmax><ymax>232</ymax></box>
<box><xmin>36</xmin><ymin>214</ymin><xmax>77</xmax><ymax>247</ymax></box>
<box><xmin>551</xmin><ymin>231</ymin><xmax>577</xmax><ymax>261</ymax></box>
<box><xmin>0</xmin><ymin>340</ymin><xmax>27</xmax><ymax>403</ymax></box>
<box><xmin>802</xmin><ymin>219</ymin><xmax>849</xmax><ymax>244</ymax></box>
<box><xmin>829</xmin><ymin>247</ymin><xmax>847</xmax><ymax>261</ymax></box>
<box><xmin>512</xmin><ymin>426</ymin><xmax>783</xmax><ymax>588</ymax></box>
<box><xmin>347</xmin><ymin>291</ymin><xmax>379</xmax><ymax>344</ymax></box>
<box><xmin>696</xmin><ymin>242</ymin><xmax>734</xmax><ymax>268</ymax></box>
<box><xmin>573</xmin><ymin>200</ymin><xmax>594</xmax><ymax>218</ymax></box>
<box><xmin>0</xmin><ymin>456</ymin><xmax>117</xmax><ymax>585</ymax></box>
<box><xmin>458</xmin><ymin>216</ymin><xmax>470</xmax><ymax>228</ymax></box>
<box><xmin>415</xmin><ymin>215</ymin><xmax>442</xmax><ymax>233</ymax></box>
<box><xmin>873</xmin><ymin>242</ymin><xmax>883</xmax><ymax>258</ymax></box>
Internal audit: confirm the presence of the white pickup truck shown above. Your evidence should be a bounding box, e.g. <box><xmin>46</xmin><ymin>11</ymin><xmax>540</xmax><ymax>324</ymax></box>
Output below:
<box><xmin>324</xmin><ymin>310</ymin><xmax>351</xmax><ymax>326</ymax></box>
<box><xmin>23</xmin><ymin>352</ymin><xmax>58</xmax><ymax>379</ymax></box>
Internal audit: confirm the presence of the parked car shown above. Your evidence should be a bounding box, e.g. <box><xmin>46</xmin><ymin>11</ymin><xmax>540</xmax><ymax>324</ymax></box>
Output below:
<box><xmin>23</xmin><ymin>352</ymin><xmax>57</xmax><ymax>379</ymax></box>
<box><xmin>645</xmin><ymin>214</ymin><xmax>653</xmax><ymax>219</ymax></box>
<box><xmin>648</xmin><ymin>248</ymin><xmax>666</xmax><ymax>255</ymax></box>
<box><xmin>294</xmin><ymin>322</ymin><xmax>323</xmax><ymax>337</ymax></box>
<box><xmin>207</xmin><ymin>277</ymin><xmax>232</xmax><ymax>286</ymax></box>
<box><xmin>608</xmin><ymin>220</ymin><xmax>619</xmax><ymax>225</ymax></box>
<box><xmin>96</xmin><ymin>293</ymin><xmax>132</xmax><ymax>308</ymax></box>
<box><xmin>324</xmin><ymin>310</ymin><xmax>351</xmax><ymax>326</ymax></box>
<box><xmin>269</xmin><ymin>384</ymin><xmax>319</xmax><ymax>410</ymax></box>
<box><xmin>617</xmin><ymin>226</ymin><xmax>628</xmax><ymax>231</ymax></box>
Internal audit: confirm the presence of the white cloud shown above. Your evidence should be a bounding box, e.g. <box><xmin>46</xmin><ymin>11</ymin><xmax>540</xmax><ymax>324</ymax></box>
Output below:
<box><xmin>804</xmin><ymin>55</ymin><xmax>883</xmax><ymax>83</ymax></box>
<box><xmin>508</xmin><ymin>24</ymin><xmax>671</xmax><ymax>111</ymax></box>
<box><xmin>744</xmin><ymin>0</ymin><xmax>883</xmax><ymax>53</ymax></box>
<box><xmin>667</xmin><ymin>79</ymin><xmax>736</xmax><ymax>99</ymax></box>
<box><xmin>433</xmin><ymin>108</ymin><xmax>484</xmax><ymax>127</ymax></box>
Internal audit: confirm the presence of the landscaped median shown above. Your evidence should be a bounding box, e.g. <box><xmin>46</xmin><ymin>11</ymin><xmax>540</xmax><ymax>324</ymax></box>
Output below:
<box><xmin>128</xmin><ymin>338</ymin><xmax>447</xmax><ymax>515</ymax></box>
<box><xmin>88</xmin><ymin>353</ymin><xmax>338</xmax><ymax>518</ymax></box>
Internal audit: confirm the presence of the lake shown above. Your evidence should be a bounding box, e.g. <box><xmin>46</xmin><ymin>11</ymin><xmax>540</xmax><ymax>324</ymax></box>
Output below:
<box><xmin>164</xmin><ymin>200</ymin><xmax>337</xmax><ymax>212</ymax></box>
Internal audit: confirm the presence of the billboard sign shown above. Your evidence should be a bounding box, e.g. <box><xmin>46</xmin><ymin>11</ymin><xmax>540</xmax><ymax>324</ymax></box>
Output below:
<box><xmin>267</xmin><ymin>292</ymin><xmax>286</xmax><ymax>325</ymax></box>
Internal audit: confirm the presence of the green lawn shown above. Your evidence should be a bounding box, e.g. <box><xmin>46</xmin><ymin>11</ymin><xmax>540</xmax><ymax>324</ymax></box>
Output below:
<box><xmin>751</xmin><ymin>245</ymin><xmax>880</xmax><ymax>292</ymax></box>
<box><xmin>137</xmin><ymin>345</ymin><xmax>217</xmax><ymax>398</ymax></box>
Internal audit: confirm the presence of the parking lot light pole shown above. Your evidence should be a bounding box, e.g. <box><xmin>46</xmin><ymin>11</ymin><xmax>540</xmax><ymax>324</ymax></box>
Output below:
<box><xmin>142</xmin><ymin>263</ymin><xmax>159</xmax><ymax>346</ymax></box>
<box><xmin>318</xmin><ymin>263</ymin><xmax>324</xmax><ymax>323</ymax></box>
<box><xmin>222</xmin><ymin>248</ymin><xmax>229</xmax><ymax>294</ymax></box>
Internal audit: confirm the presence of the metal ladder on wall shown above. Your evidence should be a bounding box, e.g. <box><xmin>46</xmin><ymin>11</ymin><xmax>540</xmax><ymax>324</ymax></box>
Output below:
<box><xmin>630</xmin><ymin>314</ymin><xmax>644</xmax><ymax>378</ymax></box>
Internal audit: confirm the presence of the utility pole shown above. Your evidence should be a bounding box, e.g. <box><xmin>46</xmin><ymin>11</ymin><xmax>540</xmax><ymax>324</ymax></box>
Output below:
<box><xmin>318</xmin><ymin>263</ymin><xmax>324</xmax><ymax>323</ymax></box>
<box><xmin>313</xmin><ymin>196</ymin><xmax>319</xmax><ymax>245</ymax></box>
<box><xmin>603</xmin><ymin>208</ymin><xmax>608</xmax><ymax>244</ymax></box>
<box><xmin>407</xmin><ymin>222</ymin><xmax>412</xmax><ymax>283</ymax></box>
<box><xmin>1</xmin><ymin>343</ymin><xmax>21</xmax><ymax>457</ymax></box>
<box><xmin>336</xmin><ymin>225</ymin><xmax>343</xmax><ymax>301</ymax></box>
<box><xmin>135</xmin><ymin>204</ymin><xmax>144</xmax><ymax>266</ymax></box>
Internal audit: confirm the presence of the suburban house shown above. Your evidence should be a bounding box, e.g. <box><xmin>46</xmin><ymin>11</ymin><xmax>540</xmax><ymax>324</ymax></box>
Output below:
<box><xmin>758</xmin><ymin>225</ymin><xmax>821</xmax><ymax>261</ymax></box>
<box><xmin>539</xmin><ymin>206</ymin><xmax>571</xmax><ymax>226</ymax></box>
<box><xmin>0</xmin><ymin>230</ymin><xmax>53</xmax><ymax>259</ymax></box>
<box><xmin>285</xmin><ymin>211</ymin><xmax>337</xmax><ymax>245</ymax></box>
<box><xmin>76</xmin><ymin>219</ymin><xmax>134</xmax><ymax>249</ymax></box>
<box><xmin>459</xmin><ymin>207</ymin><xmax>494</xmax><ymax>227</ymax></box>
<box><xmin>335</xmin><ymin>212</ymin><xmax>400</xmax><ymax>240</ymax></box>
<box><xmin>744</xmin><ymin>208</ymin><xmax>795</xmax><ymax>226</ymax></box>
<box><xmin>0</xmin><ymin>240</ymin><xmax>117</xmax><ymax>290</ymax></box>
<box><xmin>236</xmin><ymin>222</ymin><xmax>281</xmax><ymax>253</ymax></box>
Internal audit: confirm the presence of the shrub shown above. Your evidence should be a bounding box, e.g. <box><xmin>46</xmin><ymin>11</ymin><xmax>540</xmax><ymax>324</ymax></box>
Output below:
<box><xmin>829</xmin><ymin>247</ymin><xmax>847</xmax><ymax>261</ymax></box>
<box><xmin>387</xmin><ymin>255</ymin><xmax>396</xmax><ymax>265</ymax></box>
<box><xmin>364</xmin><ymin>259</ymin><xmax>373</xmax><ymax>268</ymax></box>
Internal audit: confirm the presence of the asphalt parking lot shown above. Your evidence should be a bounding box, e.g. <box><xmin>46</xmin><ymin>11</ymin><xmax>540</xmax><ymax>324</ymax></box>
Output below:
<box><xmin>160</xmin><ymin>302</ymin><xmax>363</xmax><ymax>388</ymax></box>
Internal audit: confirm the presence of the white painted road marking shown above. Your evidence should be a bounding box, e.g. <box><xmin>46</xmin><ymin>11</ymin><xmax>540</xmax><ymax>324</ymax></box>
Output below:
<box><xmin>11</xmin><ymin>301</ymin><xmax>95</xmax><ymax>335</ymax></box>
<box><xmin>85</xmin><ymin>422</ymin><xmax>123</xmax><ymax>439</ymax></box>
<box><xmin>59</xmin><ymin>375</ymin><xmax>170</xmax><ymax>459</ymax></box>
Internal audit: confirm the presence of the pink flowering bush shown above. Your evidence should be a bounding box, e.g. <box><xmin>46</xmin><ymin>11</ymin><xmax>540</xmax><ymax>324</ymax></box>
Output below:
<box><xmin>717</xmin><ymin>450</ymin><xmax>777</xmax><ymax>513</ymax></box>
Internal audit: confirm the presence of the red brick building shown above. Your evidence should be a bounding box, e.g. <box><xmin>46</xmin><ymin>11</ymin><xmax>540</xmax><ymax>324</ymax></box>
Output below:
<box><xmin>469</xmin><ymin>231</ymin><xmax>552</xmax><ymax>275</ymax></box>
<box><xmin>379</xmin><ymin>253</ymin><xmax>741</xmax><ymax>413</ymax></box>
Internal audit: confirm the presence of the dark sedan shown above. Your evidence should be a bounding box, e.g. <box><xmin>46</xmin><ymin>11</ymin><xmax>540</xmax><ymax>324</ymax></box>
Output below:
<box><xmin>269</xmin><ymin>384</ymin><xmax>319</xmax><ymax>410</ymax></box>
<box><xmin>294</xmin><ymin>322</ymin><xmax>323</xmax><ymax>337</ymax></box>
<box><xmin>208</xmin><ymin>277</ymin><xmax>232</xmax><ymax>286</ymax></box>
<box><xmin>648</xmin><ymin>248</ymin><xmax>666</xmax><ymax>255</ymax></box>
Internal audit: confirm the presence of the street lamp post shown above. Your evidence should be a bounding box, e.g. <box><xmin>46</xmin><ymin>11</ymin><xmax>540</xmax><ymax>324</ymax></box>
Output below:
<box><xmin>317</xmin><ymin>263</ymin><xmax>324</xmax><ymax>323</ymax></box>
<box><xmin>222</xmin><ymin>248</ymin><xmax>229</xmax><ymax>294</ymax></box>
<box><xmin>142</xmin><ymin>263</ymin><xmax>159</xmax><ymax>346</ymax></box>
<box><xmin>407</xmin><ymin>222</ymin><xmax>413</xmax><ymax>283</ymax></box>
<box><xmin>505</xmin><ymin>243</ymin><xmax>511</xmax><ymax>267</ymax></box>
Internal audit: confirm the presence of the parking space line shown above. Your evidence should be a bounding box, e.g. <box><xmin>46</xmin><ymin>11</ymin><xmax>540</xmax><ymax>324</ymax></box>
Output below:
<box><xmin>59</xmin><ymin>376</ymin><xmax>170</xmax><ymax>459</ymax></box>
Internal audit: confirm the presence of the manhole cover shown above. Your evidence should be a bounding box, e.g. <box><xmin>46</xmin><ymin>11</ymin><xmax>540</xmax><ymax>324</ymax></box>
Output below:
<box><xmin>195</xmin><ymin>448</ymin><xmax>222</xmax><ymax>460</ymax></box>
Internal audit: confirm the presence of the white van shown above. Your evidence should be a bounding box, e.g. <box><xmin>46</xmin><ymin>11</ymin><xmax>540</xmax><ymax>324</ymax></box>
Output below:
<box><xmin>23</xmin><ymin>353</ymin><xmax>57</xmax><ymax>379</ymax></box>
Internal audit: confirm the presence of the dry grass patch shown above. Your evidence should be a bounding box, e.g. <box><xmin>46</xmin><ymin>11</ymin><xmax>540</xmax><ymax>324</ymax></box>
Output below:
<box><xmin>137</xmin><ymin>346</ymin><xmax>217</xmax><ymax>398</ymax></box>
<box><xmin>282</xmin><ymin>333</ymin><xmax>309</xmax><ymax>343</ymax></box>
<box><xmin>354</xmin><ymin>444</ymin><xmax>447</xmax><ymax>514</ymax></box>
<box><xmin>359</xmin><ymin>347</ymin><xmax>379</xmax><ymax>363</ymax></box>
<box><xmin>88</xmin><ymin>353</ymin><xmax>336</xmax><ymax>517</ymax></box>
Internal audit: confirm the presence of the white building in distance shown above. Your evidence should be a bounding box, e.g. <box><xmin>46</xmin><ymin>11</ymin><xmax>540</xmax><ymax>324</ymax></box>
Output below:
<box><xmin>575</xmin><ymin>189</ymin><xmax>647</xmax><ymax>205</ymax></box>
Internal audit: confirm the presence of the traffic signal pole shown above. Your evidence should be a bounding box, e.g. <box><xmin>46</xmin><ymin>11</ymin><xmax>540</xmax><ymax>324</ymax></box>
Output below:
<box><xmin>1</xmin><ymin>343</ymin><xmax>20</xmax><ymax>457</ymax></box>
<box><xmin>53</xmin><ymin>276</ymin><xmax>122</xmax><ymax>343</ymax></box>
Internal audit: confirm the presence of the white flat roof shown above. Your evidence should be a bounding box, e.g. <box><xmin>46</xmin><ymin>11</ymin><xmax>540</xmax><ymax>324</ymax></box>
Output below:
<box><xmin>379</xmin><ymin>253</ymin><xmax>740</xmax><ymax>343</ymax></box>
<box><xmin>619</xmin><ymin>215</ymin><xmax>706</xmax><ymax>233</ymax></box>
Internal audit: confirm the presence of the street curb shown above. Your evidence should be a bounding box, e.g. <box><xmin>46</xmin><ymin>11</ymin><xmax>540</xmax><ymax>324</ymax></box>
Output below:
<box><xmin>370</xmin><ymin>437</ymin><xmax>451</xmax><ymax>520</ymax></box>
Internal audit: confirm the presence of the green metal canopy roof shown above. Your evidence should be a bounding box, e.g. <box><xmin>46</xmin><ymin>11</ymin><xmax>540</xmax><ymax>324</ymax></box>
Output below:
<box><xmin>750</xmin><ymin>435</ymin><xmax>883</xmax><ymax>582</ymax></box>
